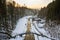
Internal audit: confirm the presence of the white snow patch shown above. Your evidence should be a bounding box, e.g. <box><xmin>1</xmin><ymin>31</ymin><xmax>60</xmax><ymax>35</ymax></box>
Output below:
<box><xmin>10</xmin><ymin>16</ymin><xmax>51</xmax><ymax>40</ymax></box>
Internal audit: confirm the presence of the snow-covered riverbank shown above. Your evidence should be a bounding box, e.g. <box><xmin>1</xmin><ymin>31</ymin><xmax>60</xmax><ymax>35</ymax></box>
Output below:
<box><xmin>10</xmin><ymin>16</ymin><xmax>53</xmax><ymax>40</ymax></box>
<box><xmin>44</xmin><ymin>20</ymin><xmax>60</xmax><ymax>40</ymax></box>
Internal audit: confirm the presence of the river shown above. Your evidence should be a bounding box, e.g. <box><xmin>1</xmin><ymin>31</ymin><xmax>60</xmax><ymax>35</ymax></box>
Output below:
<box><xmin>10</xmin><ymin>16</ymin><xmax>52</xmax><ymax>40</ymax></box>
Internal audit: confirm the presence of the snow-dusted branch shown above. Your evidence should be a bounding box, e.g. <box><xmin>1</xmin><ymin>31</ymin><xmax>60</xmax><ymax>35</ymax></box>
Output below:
<box><xmin>0</xmin><ymin>32</ymin><xmax>56</xmax><ymax>40</ymax></box>
<box><xmin>0</xmin><ymin>32</ymin><xmax>13</xmax><ymax>39</ymax></box>
<box><xmin>13</xmin><ymin>32</ymin><xmax>56</xmax><ymax>40</ymax></box>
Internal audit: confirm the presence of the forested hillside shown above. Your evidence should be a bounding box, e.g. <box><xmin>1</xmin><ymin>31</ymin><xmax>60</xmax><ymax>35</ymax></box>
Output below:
<box><xmin>47</xmin><ymin>0</ymin><xmax>60</xmax><ymax>21</ymax></box>
<box><xmin>39</xmin><ymin>0</ymin><xmax>60</xmax><ymax>40</ymax></box>
<box><xmin>38</xmin><ymin>0</ymin><xmax>60</xmax><ymax>22</ymax></box>
<box><xmin>0</xmin><ymin>0</ymin><xmax>37</xmax><ymax>36</ymax></box>
<box><xmin>0</xmin><ymin>0</ymin><xmax>60</xmax><ymax>40</ymax></box>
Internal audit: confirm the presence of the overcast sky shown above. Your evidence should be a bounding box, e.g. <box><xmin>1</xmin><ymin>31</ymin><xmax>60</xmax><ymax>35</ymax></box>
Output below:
<box><xmin>13</xmin><ymin>0</ymin><xmax>53</xmax><ymax>9</ymax></box>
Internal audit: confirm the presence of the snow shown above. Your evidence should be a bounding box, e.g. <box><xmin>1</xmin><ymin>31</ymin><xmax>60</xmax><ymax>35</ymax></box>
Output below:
<box><xmin>31</xmin><ymin>21</ymin><xmax>51</xmax><ymax>40</ymax></box>
<box><xmin>10</xmin><ymin>36</ymin><xmax>24</xmax><ymax>40</ymax></box>
<box><xmin>10</xmin><ymin>16</ymin><xmax>52</xmax><ymax>40</ymax></box>
<box><xmin>33</xmin><ymin>21</ymin><xmax>50</xmax><ymax>36</ymax></box>
<box><xmin>12</xmin><ymin>16</ymin><xmax>32</xmax><ymax>36</ymax></box>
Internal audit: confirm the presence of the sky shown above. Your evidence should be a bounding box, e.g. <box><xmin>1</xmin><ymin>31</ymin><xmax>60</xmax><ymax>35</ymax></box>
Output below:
<box><xmin>13</xmin><ymin>0</ymin><xmax>53</xmax><ymax>9</ymax></box>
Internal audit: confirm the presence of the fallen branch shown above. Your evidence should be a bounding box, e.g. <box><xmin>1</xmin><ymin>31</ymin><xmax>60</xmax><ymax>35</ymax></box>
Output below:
<box><xmin>0</xmin><ymin>32</ymin><xmax>12</xmax><ymax>39</ymax></box>
<box><xmin>0</xmin><ymin>31</ymin><xmax>56</xmax><ymax>40</ymax></box>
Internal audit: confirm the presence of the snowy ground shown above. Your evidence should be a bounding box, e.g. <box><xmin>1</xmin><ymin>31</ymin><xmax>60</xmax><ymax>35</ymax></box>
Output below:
<box><xmin>10</xmin><ymin>16</ymin><xmax>52</xmax><ymax>40</ymax></box>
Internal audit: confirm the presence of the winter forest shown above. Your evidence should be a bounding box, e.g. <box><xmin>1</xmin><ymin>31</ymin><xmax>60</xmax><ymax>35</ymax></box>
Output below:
<box><xmin>0</xmin><ymin>0</ymin><xmax>60</xmax><ymax>40</ymax></box>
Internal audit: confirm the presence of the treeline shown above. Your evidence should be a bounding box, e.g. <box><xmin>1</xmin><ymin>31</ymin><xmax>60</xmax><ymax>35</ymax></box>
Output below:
<box><xmin>38</xmin><ymin>0</ymin><xmax>60</xmax><ymax>22</ymax></box>
<box><xmin>47</xmin><ymin>0</ymin><xmax>60</xmax><ymax>21</ymax></box>
<box><xmin>0</xmin><ymin>0</ymin><xmax>37</xmax><ymax>35</ymax></box>
<box><xmin>38</xmin><ymin>7</ymin><xmax>48</xmax><ymax>18</ymax></box>
<box><xmin>0</xmin><ymin>0</ymin><xmax>27</xmax><ymax>34</ymax></box>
